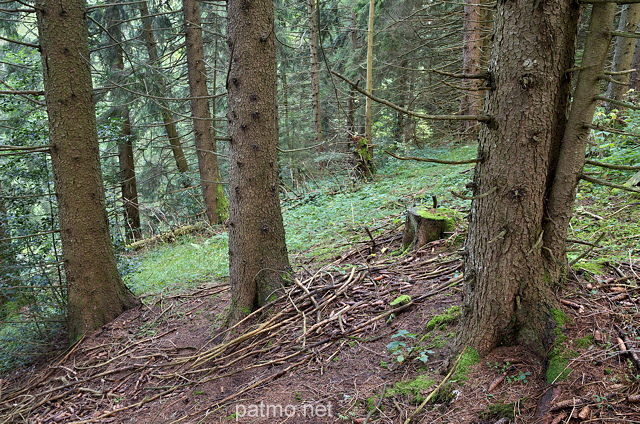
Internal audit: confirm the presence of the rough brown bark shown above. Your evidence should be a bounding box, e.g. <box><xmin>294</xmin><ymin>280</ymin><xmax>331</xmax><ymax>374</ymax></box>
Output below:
<box><xmin>308</xmin><ymin>0</ymin><xmax>323</xmax><ymax>149</ymax></box>
<box><xmin>105</xmin><ymin>5</ymin><xmax>142</xmax><ymax>242</ymax></box>
<box><xmin>184</xmin><ymin>0</ymin><xmax>227</xmax><ymax>225</ymax></box>
<box><xmin>459</xmin><ymin>0</ymin><xmax>485</xmax><ymax>137</ymax></box>
<box><xmin>543</xmin><ymin>3</ymin><xmax>616</xmax><ymax>279</ymax></box>
<box><xmin>0</xmin><ymin>181</ymin><xmax>15</xmax><ymax>314</ymax></box>
<box><xmin>36</xmin><ymin>0</ymin><xmax>138</xmax><ymax>342</ymax></box>
<box><xmin>605</xmin><ymin>4</ymin><xmax>640</xmax><ymax>112</ymax></box>
<box><xmin>139</xmin><ymin>0</ymin><xmax>190</xmax><ymax>176</ymax></box>
<box><xmin>226</xmin><ymin>0</ymin><xmax>292</xmax><ymax>324</ymax></box>
<box><xmin>458</xmin><ymin>0</ymin><xmax>581</xmax><ymax>355</ymax></box>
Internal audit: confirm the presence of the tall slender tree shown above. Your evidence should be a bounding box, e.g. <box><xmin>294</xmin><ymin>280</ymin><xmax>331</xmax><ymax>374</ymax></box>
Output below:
<box><xmin>226</xmin><ymin>0</ymin><xmax>292</xmax><ymax>324</ymax></box>
<box><xmin>183</xmin><ymin>0</ymin><xmax>227</xmax><ymax>225</ymax></box>
<box><xmin>36</xmin><ymin>0</ymin><xmax>139</xmax><ymax>342</ymax></box>
<box><xmin>139</xmin><ymin>0</ymin><xmax>190</xmax><ymax>177</ymax></box>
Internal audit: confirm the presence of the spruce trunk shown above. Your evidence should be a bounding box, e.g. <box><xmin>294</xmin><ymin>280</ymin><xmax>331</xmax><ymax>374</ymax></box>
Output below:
<box><xmin>36</xmin><ymin>0</ymin><xmax>138</xmax><ymax>342</ymax></box>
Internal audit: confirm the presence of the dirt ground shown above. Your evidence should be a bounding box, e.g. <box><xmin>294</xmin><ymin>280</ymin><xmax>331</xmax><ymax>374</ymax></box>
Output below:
<box><xmin>1</xmin><ymin>232</ymin><xmax>640</xmax><ymax>424</ymax></box>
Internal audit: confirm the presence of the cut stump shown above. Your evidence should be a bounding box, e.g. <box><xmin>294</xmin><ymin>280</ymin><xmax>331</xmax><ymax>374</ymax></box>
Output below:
<box><xmin>402</xmin><ymin>207</ymin><xmax>454</xmax><ymax>251</ymax></box>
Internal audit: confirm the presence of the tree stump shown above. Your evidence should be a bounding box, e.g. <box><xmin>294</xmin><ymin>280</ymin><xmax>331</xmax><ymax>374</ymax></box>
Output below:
<box><xmin>402</xmin><ymin>207</ymin><xmax>454</xmax><ymax>251</ymax></box>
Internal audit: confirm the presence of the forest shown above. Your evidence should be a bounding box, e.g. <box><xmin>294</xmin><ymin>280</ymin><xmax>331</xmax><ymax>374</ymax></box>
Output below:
<box><xmin>1</xmin><ymin>0</ymin><xmax>640</xmax><ymax>422</ymax></box>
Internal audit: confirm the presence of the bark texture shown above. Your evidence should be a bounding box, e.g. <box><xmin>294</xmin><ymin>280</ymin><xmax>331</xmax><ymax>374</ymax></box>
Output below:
<box><xmin>227</xmin><ymin>0</ymin><xmax>292</xmax><ymax>324</ymax></box>
<box><xmin>36</xmin><ymin>0</ymin><xmax>138</xmax><ymax>342</ymax></box>
<box><xmin>605</xmin><ymin>4</ymin><xmax>640</xmax><ymax>111</ymax></box>
<box><xmin>543</xmin><ymin>3</ymin><xmax>616</xmax><ymax>279</ymax></box>
<box><xmin>459</xmin><ymin>0</ymin><xmax>485</xmax><ymax>137</ymax></box>
<box><xmin>184</xmin><ymin>0</ymin><xmax>227</xmax><ymax>225</ymax></box>
<box><xmin>118</xmin><ymin>115</ymin><xmax>142</xmax><ymax>241</ymax></box>
<box><xmin>458</xmin><ymin>0</ymin><xmax>581</xmax><ymax>354</ymax></box>
<box><xmin>308</xmin><ymin>0</ymin><xmax>323</xmax><ymax>148</ymax></box>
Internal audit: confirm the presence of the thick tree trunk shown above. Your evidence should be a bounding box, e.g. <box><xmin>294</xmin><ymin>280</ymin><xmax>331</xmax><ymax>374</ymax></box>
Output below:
<box><xmin>458</xmin><ymin>0</ymin><xmax>580</xmax><ymax>355</ymax></box>
<box><xmin>184</xmin><ymin>0</ymin><xmax>227</xmax><ymax>225</ymax></box>
<box><xmin>139</xmin><ymin>0</ymin><xmax>190</xmax><ymax>176</ymax></box>
<box><xmin>36</xmin><ymin>0</ymin><xmax>138</xmax><ymax>342</ymax></box>
<box><xmin>605</xmin><ymin>4</ymin><xmax>640</xmax><ymax>112</ymax></box>
<box><xmin>459</xmin><ymin>0</ymin><xmax>485</xmax><ymax>138</ymax></box>
<box><xmin>226</xmin><ymin>0</ymin><xmax>292</xmax><ymax>324</ymax></box>
<box><xmin>543</xmin><ymin>4</ymin><xmax>616</xmax><ymax>279</ymax></box>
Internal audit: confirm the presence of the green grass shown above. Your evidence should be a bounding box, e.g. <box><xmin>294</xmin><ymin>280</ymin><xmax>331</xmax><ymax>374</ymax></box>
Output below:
<box><xmin>124</xmin><ymin>143</ymin><xmax>477</xmax><ymax>292</ymax></box>
<box><xmin>123</xmin><ymin>233</ymin><xmax>229</xmax><ymax>295</ymax></box>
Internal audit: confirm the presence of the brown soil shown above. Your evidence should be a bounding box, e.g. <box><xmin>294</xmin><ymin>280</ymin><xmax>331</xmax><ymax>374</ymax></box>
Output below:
<box><xmin>1</xmin><ymin>233</ymin><xmax>639</xmax><ymax>424</ymax></box>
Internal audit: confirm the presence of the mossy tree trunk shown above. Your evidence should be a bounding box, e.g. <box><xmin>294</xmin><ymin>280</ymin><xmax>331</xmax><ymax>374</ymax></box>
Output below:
<box><xmin>36</xmin><ymin>0</ymin><xmax>139</xmax><ymax>342</ymax></box>
<box><xmin>226</xmin><ymin>0</ymin><xmax>292</xmax><ymax>325</ymax></box>
<box><xmin>183</xmin><ymin>0</ymin><xmax>227</xmax><ymax>225</ymax></box>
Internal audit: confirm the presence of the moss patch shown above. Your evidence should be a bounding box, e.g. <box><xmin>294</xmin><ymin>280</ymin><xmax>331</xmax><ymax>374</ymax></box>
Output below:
<box><xmin>415</xmin><ymin>207</ymin><xmax>458</xmax><ymax>232</ymax></box>
<box><xmin>426</xmin><ymin>306</ymin><xmax>461</xmax><ymax>331</ymax></box>
<box><xmin>546</xmin><ymin>309</ymin><xmax>575</xmax><ymax>384</ymax></box>
<box><xmin>387</xmin><ymin>375</ymin><xmax>436</xmax><ymax>403</ymax></box>
<box><xmin>480</xmin><ymin>403</ymin><xmax>516</xmax><ymax>421</ymax></box>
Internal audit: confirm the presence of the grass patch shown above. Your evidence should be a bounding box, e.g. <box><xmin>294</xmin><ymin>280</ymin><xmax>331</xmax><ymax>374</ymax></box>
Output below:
<box><xmin>124</xmin><ymin>233</ymin><xmax>229</xmax><ymax>295</ymax></box>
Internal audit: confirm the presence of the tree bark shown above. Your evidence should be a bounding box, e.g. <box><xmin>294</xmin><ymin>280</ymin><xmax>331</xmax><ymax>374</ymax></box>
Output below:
<box><xmin>364</xmin><ymin>0</ymin><xmax>375</xmax><ymax>157</ymax></box>
<box><xmin>36</xmin><ymin>0</ymin><xmax>138</xmax><ymax>342</ymax></box>
<box><xmin>0</xmin><ymin>181</ymin><xmax>16</xmax><ymax>315</ymax></box>
<box><xmin>543</xmin><ymin>3</ymin><xmax>616</xmax><ymax>280</ymax></box>
<box><xmin>308</xmin><ymin>0</ymin><xmax>323</xmax><ymax>153</ymax></box>
<box><xmin>226</xmin><ymin>0</ymin><xmax>292</xmax><ymax>324</ymax></box>
<box><xmin>139</xmin><ymin>0</ymin><xmax>190</xmax><ymax>177</ymax></box>
<box><xmin>105</xmin><ymin>4</ymin><xmax>142</xmax><ymax>242</ymax></box>
<box><xmin>459</xmin><ymin>0</ymin><xmax>485</xmax><ymax>138</ymax></box>
<box><xmin>605</xmin><ymin>4</ymin><xmax>640</xmax><ymax>112</ymax></box>
<box><xmin>458</xmin><ymin>0</ymin><xmax>581</xmax><ymax>355</ymax></box>
<box><xmin>184</xmin><ymin>0</ymin><xmax>227</xmax><ymax>225</ymax></box>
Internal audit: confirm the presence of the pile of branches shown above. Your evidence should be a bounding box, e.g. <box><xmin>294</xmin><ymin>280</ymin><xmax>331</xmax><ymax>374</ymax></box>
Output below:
<box><xmin>0</xmin><ymin>238</ymin><xmax>463</xmax><ymax>423</ymax></box>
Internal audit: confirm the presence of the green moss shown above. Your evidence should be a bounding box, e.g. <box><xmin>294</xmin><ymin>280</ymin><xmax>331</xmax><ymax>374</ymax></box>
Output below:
<box><xmin>386</xmin><ymin>375</ymin><xmax>436</xmax><ymax>402</ymax></box>
<box><xmin>390</xmin><ymin>294</ymin><xmax>412</xmax><ymax>306</ymax></box>
<box><xmin>551</xmin><ymin>308</ymin><xmax>569</xmax><ymax>328</ymax></box>
<box><xmin>415</xmin><ymin>207</ymin><xmax>458</xmax><ymax>232</ymax></box>
<box><xmin>546</xmin><ymin>355</ymin><xmax>571</xmax><ymax>384</ymax></box>
<box><xmin>452</xmin><ymin>347</ymin><xmax>480</xmax><ymax>382</ymax></box>
<box><xmin>573</xmin><ymin>260</ymin><xmax>605</xmax><ymax>275</ymax></box>
<box><xmin>575</xmin><ymin>335</ymin><xmax>595</xmax><ymax>348</ymax></box>
<box><xmin>426</xmin><ymin>306</ymin><xmax>461</xmax><ymax>331</ymax></box>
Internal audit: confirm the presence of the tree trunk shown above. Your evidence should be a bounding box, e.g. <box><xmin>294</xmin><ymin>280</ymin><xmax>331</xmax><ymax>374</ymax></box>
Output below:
<box><xmin>105</xmin><ymin>5</ymin><xmax>142</xmax><ymax>242</ymax></box>
<box><xmin>457</xmin><ymin>0</ymin><xmax>581</xmax><ymax>355</ymax></box>
<box><xmin>139</xmin><ymin>0</ymin><xmax>190</xmax><ymax>177</ymax></box>
<box><xmin>543</xmin><ymin>3</ymin><xmax>616</xmax><ymax>280</ymax></box>
<box><xmin>0</xmin><ymin>181</ymin><xmax>16</xmax><ymax>315</ymax></box>
<box><xmin>605</xmin><ymin>4</ymin><xmax>640</xmax><ymax>112</ymax></box>
<box><xmin>184</xmin><ymin>0</ymin><xmax>227</xmax><ymax>225</ymax></box>
<box><xmin>226</xmin><ymin>0</ymin><xmax>292</xmax><ymax>325</ymax></box>
<box><xmin>308</xmin><ymin>0</ymin><xmax>324</xmax><ymax>157</ymax></box>
<box><xmin>364</xmin><ymin>0</ymin><xmax>375</xmax><ymax>157</ymax></box>
<box><xmin>36</xmin><ymin>0</ymin><xmax>139</xmax><ymax>342</ymax></box>
<box><xmin>118</xmin><ymin>114</ymin><xmax>142</xmax><ymax>241</ymax></box>
<box><xmin>459</xmin><ymin>0</ymin><xmax>485</xmax><ymax>138</ymax></box>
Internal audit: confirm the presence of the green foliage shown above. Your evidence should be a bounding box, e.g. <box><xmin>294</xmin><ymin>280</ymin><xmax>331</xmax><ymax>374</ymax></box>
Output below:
<box><xmin>386</xmin><ymin>330</ymin><xmax>434</xmax><ymax>364</ymax></box>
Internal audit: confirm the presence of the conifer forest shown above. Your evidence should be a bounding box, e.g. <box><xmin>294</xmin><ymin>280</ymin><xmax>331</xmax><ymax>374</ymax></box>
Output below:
<box><xmin>1</xmin><ymin>0</ymin><xmax>640</xmax><ymax>422</ymax></box>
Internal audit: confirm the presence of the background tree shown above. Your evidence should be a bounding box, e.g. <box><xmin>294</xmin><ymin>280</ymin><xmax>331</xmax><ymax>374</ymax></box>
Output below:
<box><xmin>226</xmin><ymin>0</ymin><xmax>292</xmax><ymax>324</ymax></box>
<box><xmin>36</xmin><ymin>0</ymin><xmax>139</xmax><ymax>341</ymax></box>
<box><xmin>183</xmin><ymin>0</ymin><xmax>227</xmax><ymax>225</ymax></box>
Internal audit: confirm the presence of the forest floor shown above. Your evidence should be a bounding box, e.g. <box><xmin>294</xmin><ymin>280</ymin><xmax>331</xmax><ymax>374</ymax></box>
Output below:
<box><xmin>1</xmin><ymin>228</ymin><xmax>640</xmax><ymax>424</ymax></box>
